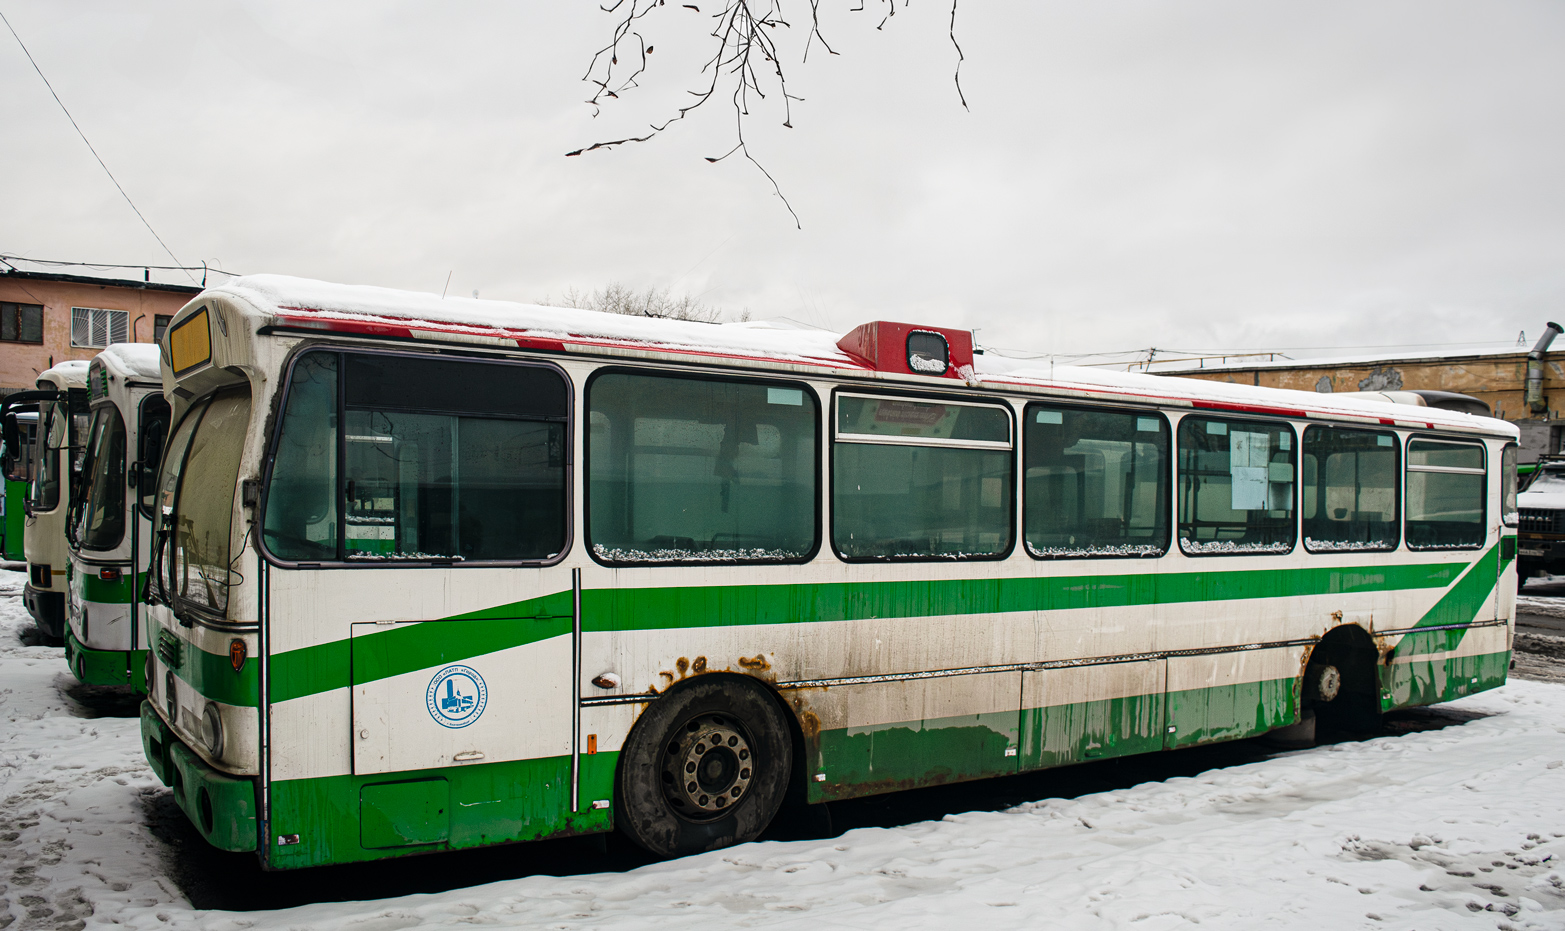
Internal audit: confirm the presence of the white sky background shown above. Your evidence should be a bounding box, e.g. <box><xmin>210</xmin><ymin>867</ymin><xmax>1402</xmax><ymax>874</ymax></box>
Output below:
<box><xmin>4</xmin><ymin>1</ymin><xmax>1565</xmax><ymax>361</ymax></box>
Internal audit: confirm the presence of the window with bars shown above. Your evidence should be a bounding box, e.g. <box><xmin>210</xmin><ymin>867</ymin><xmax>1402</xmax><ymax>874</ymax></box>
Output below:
<box><xmin>0</xmin><ymin>303</ymin><xmax>44</xmax><ymax>344</ymax></box>
<box><xmin>71</xmin><ymin>307</ymin><xmax>129</xmax><ymax>348</ymax></box>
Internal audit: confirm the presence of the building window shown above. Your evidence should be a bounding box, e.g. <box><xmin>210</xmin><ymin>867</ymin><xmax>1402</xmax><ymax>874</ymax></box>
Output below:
<box><xmin>0</xmin><ymin>303</ymin><xmax>44</xmax><ymax>344</ymax></box>
<box><xmin>153</xmin><ymin>314</ymin><xmax>172</xmax><ymax>344</ymax></box>
<box><xmin>71</xmin><ymin>307</ymin><xmax>129</xmax><ymax>348</ymax></box>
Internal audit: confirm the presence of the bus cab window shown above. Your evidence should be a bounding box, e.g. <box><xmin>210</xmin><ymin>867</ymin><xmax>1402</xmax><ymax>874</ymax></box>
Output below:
<box><xmin>155</xmin><ymin>390</ymin><xmax>252</xmax><ymax>616</ymax></box>
<box><xmin>588</xmin><ymin>372</ymin><xmax>817</xmax><ymax>564</ymax></box>
<box><xmin>832</xmin><ymin>394</ymin><xmax>1013</xmax><ymax>560</ymax></box>
<box><xmin>1024</xmin><ymin>405</ymin><xmax>1169</xmax><ymax>559</ymax></box>
<box><xmin>1301</xmin><ymin>426</ymin><xmax>1399</xmax><ymax>552</ymax></box>
<box><xmin>77</xmin><ymin>406</ymin><xmax>128</xmax><ymax>549</ymax></box>
<box><xmin>1177</xmin><ymin>417</ymin><xmax>1296</xmax><ymax>555</ymax></box>
<box><xmin>1406</xmin><ymin>438</ymin><xmax>1485</xmax><ymax>549</ymax></box>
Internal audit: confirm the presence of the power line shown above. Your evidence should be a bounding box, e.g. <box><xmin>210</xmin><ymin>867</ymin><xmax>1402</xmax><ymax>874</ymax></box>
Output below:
<box><xmin>1</xmin><ymin>10</ymin><xmax>192</xmax><ymax>282</ymax></box>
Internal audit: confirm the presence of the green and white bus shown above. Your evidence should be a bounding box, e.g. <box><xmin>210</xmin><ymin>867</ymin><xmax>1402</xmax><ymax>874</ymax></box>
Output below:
<box><xmin>140</xmin><ymin>276</ymin><xmax>1519</xmax><ymax>869</ymax></box>
<box><xmin>1</xmin><ymin>406</ymin><xmax>38</xmax><ymax>562</ymax></box>
<box><xmin>18</xmin><ymin>362</ymin><xmax>90</xmax><ymax>645</ymax></box>
<box><xmin>64</xmin><ymin>345</ymin><xmax>170</xmax><ymax>689</ymax></box>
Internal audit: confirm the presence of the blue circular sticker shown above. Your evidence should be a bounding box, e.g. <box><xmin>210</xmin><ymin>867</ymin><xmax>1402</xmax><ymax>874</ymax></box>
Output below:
<box><xmin>425</xmin><ymin>665</ymin><xmax>488</xmax><ymax>729</ymax></box>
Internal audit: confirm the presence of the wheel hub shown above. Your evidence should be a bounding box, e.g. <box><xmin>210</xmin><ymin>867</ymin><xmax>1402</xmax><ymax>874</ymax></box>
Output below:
<box><xmin>660</xmin><ymin>714</ymin><xmax>753</xmax><ymax>821</ymax></box>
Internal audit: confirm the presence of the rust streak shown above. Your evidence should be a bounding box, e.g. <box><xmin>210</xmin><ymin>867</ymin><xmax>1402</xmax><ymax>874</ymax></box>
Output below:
<box><xmin>691</xmin><ymin>655</ymin><xmax>707</xmax><ymax>674</ymax></box>
<box><xmin>737</xmin><ymin>653</ymin><xmax>770</xmax><ymax>672</ymax></box>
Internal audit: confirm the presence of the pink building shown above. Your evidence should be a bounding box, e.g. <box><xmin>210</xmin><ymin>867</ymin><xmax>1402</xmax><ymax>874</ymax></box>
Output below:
<box><xmin>0</xmin><ymin>267</ymin><xmax>200</xmax><ymax>395</ymax></box>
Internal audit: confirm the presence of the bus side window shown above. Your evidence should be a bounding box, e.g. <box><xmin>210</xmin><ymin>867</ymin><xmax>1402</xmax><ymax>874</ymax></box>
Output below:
<box><xmin>262</xmin><ymin>351</ymin><xmax>570</xmax><ymax>564</ymax></box>
<box><xmin>1023</xmin><ymin>405</ymin><xmax>1168</xmax><ymax>558</ymax></box>
<box><xmin>832</xmin><ymin>394</ymin><xmax>1013</xmax><ymax>561</ymax></box>
<box><xmin>1301</xmin><ymin>426</ymin><xmax>1399</xmax><ymax>553</ymax></box>
<box><xmin>1177</xmin><ymin>416</ymin><xmax>1296</xmax><ymax>556</ymax></box>
<box><xmin>1406</xmin><ymin>438</ymin><xmax>1486</xmax><ymax>549</ymax></box>
<box><xmin>588</xmin><ymin>372</ymin><xmax>817</xmax><ymax>564</ymax></box>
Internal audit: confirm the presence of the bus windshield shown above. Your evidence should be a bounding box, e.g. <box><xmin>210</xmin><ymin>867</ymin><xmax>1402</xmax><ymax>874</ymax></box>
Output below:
<box><xmin>154</xmin><ymin>390</ymin><xmax>251</xmax><ymax>616</ymax></box>
<box><xmin>75</xmin><ymin>406</ymin><xmax>128</xmax><ymax>550</ymax></box>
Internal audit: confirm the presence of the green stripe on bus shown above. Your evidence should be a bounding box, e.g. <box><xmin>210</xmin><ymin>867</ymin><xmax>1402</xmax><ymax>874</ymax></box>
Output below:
<box><xmin>580</xmin><ymin>560</ymin><xmax>1464</xmax><ymax>634</ymax></box>
<box><xmin>76</xmin><ymin>569</ymin><xmax>133</xmax><ymax>604</ymax></box>
<box><xmin>153</xmin><ymin>618</ymin><xmax>260</xmax><ymax>708</ymax></box>
<box><xmin>1392</xmin><ymin>544</ymin><xmax>1501</xmax><ymax>657</ymax></box>
<box><xmin>256</xmin><ymin>558</ymin><xmax>1472</xmax><ymax>705</ymax></box>
<box><xmin>268</xmin><ymin>589</ymin><xmax>572</xmax><ymax>704</ymax></box>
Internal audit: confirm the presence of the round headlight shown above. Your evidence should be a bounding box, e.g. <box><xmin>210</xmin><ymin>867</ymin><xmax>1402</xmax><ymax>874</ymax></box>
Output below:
<box><xmin>199</xmin><ymin>702</ymin><xmax>224</xmax><ymax>759</ymax></box>
<box><xmin>165</xmin><ymin>670</ymin><xmax>177</xmax><ymax>724</ymax></box>
<box><xmin>144</xmin><ymin>651</ymin><xmax>155</xmax><ymax>698</ymax></box>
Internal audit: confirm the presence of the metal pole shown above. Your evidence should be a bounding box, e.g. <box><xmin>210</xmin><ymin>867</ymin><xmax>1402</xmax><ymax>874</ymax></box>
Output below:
<box><xmin>571</xmin><ymin>567</ymin><xmax>582</xmax><ymax>813</ymax></box>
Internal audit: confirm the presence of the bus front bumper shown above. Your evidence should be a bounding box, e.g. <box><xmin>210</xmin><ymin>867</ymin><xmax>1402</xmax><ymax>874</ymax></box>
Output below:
<box><xmin>64</xmin><ymin>627</ymin><xmax>146</xmax><ymax>690</ymax></box>
<box><xmin>141</xmin><ymin>701</ymin><xmax>257</xmax><ymax>852</ymax></box>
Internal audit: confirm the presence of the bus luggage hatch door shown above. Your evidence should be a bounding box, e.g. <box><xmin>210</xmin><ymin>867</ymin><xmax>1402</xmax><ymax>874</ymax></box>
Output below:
<box><xmin>350</xmin><ymin>617</ymin><xmax>572</xmax><ymax>776</ymax></box>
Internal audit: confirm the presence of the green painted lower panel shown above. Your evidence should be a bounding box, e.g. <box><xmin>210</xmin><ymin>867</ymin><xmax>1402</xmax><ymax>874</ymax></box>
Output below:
<box><xmin>1019</xmin><ymin>692</ymin><xmax>1166</xmax><ymax>770</ymax></box>
<box><xmin>1381</xmin><ymin>649</ymin><xmax>1511</xmax><ymax>711</ymax></box>
<box><xmin>1166</xmin><ymin>676</ymin><xmax>1297</xmax><ymax>748</ymax></box>
<box><xmin>65</xmin><ymin>627</ymin><xmax>147</xmax><ymax>691</ymax></box>
<box><xmin>3</xmin><ymin>479</ymin><xmax>24</xmax><ymax>561</ymax></box>
<box><xmin>266</xmin><ymin>752</ymin><xmax>618</xmax><ymax>869</ymax></box>
<box><xmin>361</xmin><ymin>779</ymin><xmax>450</xmax><ymax>848</ymax></box>
<box><xmin>810</xmin><ymin>710</ymin><xmax>1018</xmax><ymax>803</ymax></box>
<box><xmin>169</xmin><ymin>742</ymin><xmax>258</xmax><ymax>852</ymax></box>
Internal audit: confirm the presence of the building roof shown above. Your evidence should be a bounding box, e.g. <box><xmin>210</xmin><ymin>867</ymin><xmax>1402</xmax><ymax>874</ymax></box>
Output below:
<box><xmin>0</xmin><ymin>267</ymin><xmax>203</xmax><ymax>296</ymax></box>
<box><xmin>1153</xmin><ymin>345</ymin><xmax>1528</xmax><ymax>376</ymax></box>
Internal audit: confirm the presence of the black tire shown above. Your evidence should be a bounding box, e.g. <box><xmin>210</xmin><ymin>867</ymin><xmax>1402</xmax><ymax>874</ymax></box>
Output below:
<box><xmin>615</xmin><ymin>676</ymin><xmax>791</xmax><ymax>858</ymax></box>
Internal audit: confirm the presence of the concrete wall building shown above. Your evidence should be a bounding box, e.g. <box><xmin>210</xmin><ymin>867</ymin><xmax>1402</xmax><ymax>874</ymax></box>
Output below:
<box><xmin>1157</xmin><ymin>341</ymin><xmax>1565</xmax><ymax>462</ymax></box>
<box><xmin>0</xmin><ymin>268</ymin><xmax>200</xmax><ymax>395</ymax></box>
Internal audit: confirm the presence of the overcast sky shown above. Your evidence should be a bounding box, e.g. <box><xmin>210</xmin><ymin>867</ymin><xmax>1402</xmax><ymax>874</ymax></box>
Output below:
<box><xmin>4</xmin><ymin>1</ymin><xmax>1565</xmax><ymax>363</ymax></box>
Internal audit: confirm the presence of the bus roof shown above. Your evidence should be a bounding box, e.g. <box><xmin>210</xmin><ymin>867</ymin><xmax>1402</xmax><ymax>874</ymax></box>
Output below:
<box><xmin>207</xmin><ymin>274</ymin><xmax>1517</xmax><ymax>439</ymax></box>
<box><xmin>95</xmin><ymin>343</ymin><xmax>163</xmax><ymax>381</ymax></box>
<box><xmin>36</xmin><ymin>360</ymin><xmax>89</xmax><ymax>391</ymax></box>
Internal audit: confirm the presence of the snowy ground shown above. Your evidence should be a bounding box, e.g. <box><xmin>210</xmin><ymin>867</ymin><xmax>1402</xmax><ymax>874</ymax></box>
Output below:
<box><xmin>2</xmin><ymin>567</ymin><xmax>1565</xmax><ymax>931</ymax></box>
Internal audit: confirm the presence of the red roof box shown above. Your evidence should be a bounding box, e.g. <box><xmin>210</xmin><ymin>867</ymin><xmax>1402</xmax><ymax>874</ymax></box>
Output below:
<box><xmin>836</xmin><ymin>321</ymin><xmax>974</xmax><ymax>379</ymax></box>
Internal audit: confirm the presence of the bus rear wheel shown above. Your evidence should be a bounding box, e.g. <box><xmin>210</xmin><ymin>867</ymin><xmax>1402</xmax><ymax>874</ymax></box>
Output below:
<box><xmin>615</xmin><ymin>676</ymin><xmax>791</xmax><ymax>858</ymax></box>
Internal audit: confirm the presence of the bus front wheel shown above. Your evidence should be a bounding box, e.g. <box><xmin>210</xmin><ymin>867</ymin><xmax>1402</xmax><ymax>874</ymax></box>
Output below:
<box><xmin>615</xmin><ymin>676</ymin><xmax>792</xmax><ymax>858</ymax></box>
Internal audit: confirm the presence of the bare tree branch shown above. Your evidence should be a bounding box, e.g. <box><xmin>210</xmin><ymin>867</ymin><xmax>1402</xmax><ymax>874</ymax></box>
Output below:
<box><xmin>569</xmin><ymin>1</ymin><xmax>965</xmax><ymax>226</ymax></box>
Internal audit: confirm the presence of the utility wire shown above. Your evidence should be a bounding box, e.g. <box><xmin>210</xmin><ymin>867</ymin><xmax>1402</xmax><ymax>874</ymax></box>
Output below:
<box><xmin>1</xmin><ymin>10</ymin><xmax>193</xmax><ymax>282</ymax></box>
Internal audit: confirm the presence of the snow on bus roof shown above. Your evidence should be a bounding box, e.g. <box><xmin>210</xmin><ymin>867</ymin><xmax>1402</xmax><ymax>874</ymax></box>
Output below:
<box><xmin>97</xmin><ymin>343</ymin><xmax>162</xmax><ymax>379</ymax></box>
<box><xmin>211</xmin><ymin>275</ymin><xmax>1513</xmax><ymax>436</ymax></box>
<box><xmin>37</xmin><ymin>360</ymin><xmax>89</xmax><ymax>389</ymax></box>
<box><xmin>215</xmin><ymin>274</ymin><xmax>855</xmax><ymax>368</ymax></box>
<box><xmin>978</xmin><ymin>354</ymin><xmax>1515</xmax><ymax>435</ymax></box>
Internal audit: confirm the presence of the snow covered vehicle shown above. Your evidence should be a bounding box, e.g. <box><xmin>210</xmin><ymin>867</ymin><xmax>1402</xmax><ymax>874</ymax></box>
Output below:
<box><xmin>139</xmin><ymin>276</ymin><xmax>1520</xmax><ymax>869</ymax></box>
<box><xmin>1516</xmin><ymin>458</ymin><xmax>1565</xmax><ymax>579</ymax></box>
<box><xmin>62</xmin><ymin>344</ymin><xmax>170</xmax><ymax>690</ymax></box>
<box><xmin>6</xmin><ymin>361</ymin><xmax>90</xmax><ymax>645</ymax></box>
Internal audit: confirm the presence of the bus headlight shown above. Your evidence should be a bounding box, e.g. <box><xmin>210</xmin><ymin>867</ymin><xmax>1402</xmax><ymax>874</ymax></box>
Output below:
<box><xmin>144</xmin><ymin>651</ymin><xmax>155</xmax><ymax>698</ymax></box>
<box><xmin>199</xmin><ymin>702</ymin><xmax>225</xmax><ymax>759</ymax></box>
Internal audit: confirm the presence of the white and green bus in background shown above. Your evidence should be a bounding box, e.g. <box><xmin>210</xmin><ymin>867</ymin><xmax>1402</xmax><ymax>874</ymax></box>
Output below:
<box><xmin>64</xmin><ymin>345</ymin><xmax>170</xmax><ymax>690</ymax></box>
<box><xmin>139</xmin><ymin>276</ymin><xmax>1518</xmax><ymax>869</ymax></box>
<box><xmin>1</xmin><ymin>406</ymin><xmax>39</xmax><ymax>562</ymax></box>
<box><xmin>18</xmin><ymin>361</ymin><xmax>90</xmax><ymax>646</ymax></box>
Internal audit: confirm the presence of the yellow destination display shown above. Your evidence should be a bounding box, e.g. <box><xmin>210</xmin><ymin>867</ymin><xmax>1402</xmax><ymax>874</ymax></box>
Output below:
<box><xmin>168</xmin><ymin>308</ymin><xmax>211</xmax><ymax>375</ymax></box>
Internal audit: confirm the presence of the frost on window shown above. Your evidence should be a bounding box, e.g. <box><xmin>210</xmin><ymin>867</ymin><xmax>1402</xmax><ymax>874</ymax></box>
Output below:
<box><xmin>1024</xmin><ymin>404</ymin><xmax>1169</xmax><ymax>560</ymax></box>
<box><xmin>1178</xmin><ymin>416</ymin><xmax>1295</xmax><ymax>556</ymax></box>
<box><xmin>590</xmin><ymin>373</ymin><xmax>817</xmax><ymax>564</ymax></box>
